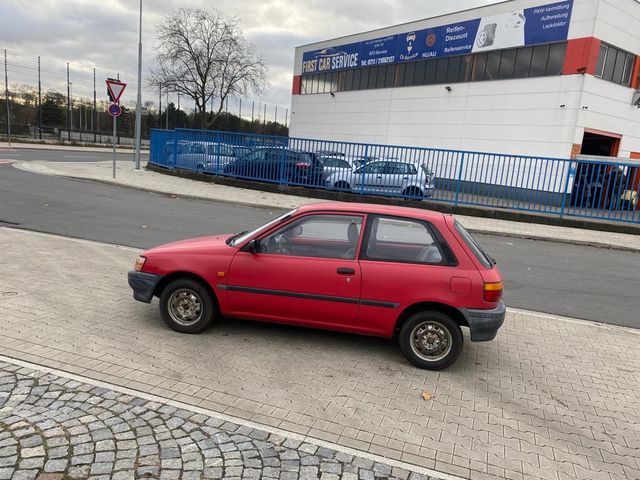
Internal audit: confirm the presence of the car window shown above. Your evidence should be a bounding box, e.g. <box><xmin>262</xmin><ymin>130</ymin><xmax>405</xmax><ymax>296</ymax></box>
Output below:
<box><xmin>245</xmin><ymin>150</ymin><xmax>266</xmax><ymax>162</ymax></box>
<box><xmin>259</xmin><ymin>214</ymin><xmax>363</xmax><ymax>260</ymax></box>
<box><xmin>190</xmin><ymin>144</ymin><xmax>206</xmax><ymax>154</ymax></box>
<box><xmin>325</xmin><ymin>159</ymin><xmax>350</xmax><ymax>169</ymax></box>
<box><xmin>356</xmin><ymin>162</ymin><xmax>386</xmax><ymax>174</ymax></box>
<box><xmin>363</xmin><ymin>216</ymin><xmax>443</xmax><ymax>264</ymax></box>
<box><xmin>386</xmin><ymin>163</ymin><xmax>417</xmax><ymax>175</ymax></box>
<box><xmin>207</xmin><ymin>145</ymin><xmax>234</xmax><ymax>156</ymax></box>
<box><xmin>454</xmin><ymin>221</ymin><xmax>494</xmax><ymax>268</ymax></box>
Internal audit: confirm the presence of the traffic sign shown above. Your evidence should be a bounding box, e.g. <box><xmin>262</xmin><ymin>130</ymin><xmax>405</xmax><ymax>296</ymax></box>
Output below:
<box><xmin>106</xmin><ymin>79</ymin><xmax>127</xmax><ymax>104</ymax></box>
<box><xmin>108</xmin><ymin>103</ymin><xmax>122</xmax><ymax>117</ymax></box>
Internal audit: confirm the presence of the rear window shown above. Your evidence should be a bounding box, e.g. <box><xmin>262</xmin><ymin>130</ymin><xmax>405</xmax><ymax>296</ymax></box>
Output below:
<box><xmin>454</xmin><ymin>221</ymin><xmax>494</xmax><ymax>268</ymax></box>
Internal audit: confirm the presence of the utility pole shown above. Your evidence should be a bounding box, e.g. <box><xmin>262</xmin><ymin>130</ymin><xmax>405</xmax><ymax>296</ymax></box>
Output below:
<box><xmin>38</xmin><ymin>56</ymin><xmax>42</xmax><ymax>140</ymax></box>
<box><xmin>133</xmin><ymin>0</ymin><xmax>143</xmax><ymax>169</ymax></box>
<box><xmin>165</xmin><ymin>89</ymin><xmax>169</xmax><ymax>130</ymax></box>
<box><xmin>251</xmin><ymin>101</ymin><xmax>254</xmax><ymax>134</ymax></box>
<box><xmin>158</xmin><ymin>85</ymin><xmax>162</xmax><ymax>128</ymax></box>
<box><xmin>93</xmin><ymin>68</ymin><xmax>97</xmax><ymax>143</ymax></box>
<box><xmin>66</xmin><ymin>63</ymin><xmax>71</xmax><ymax>141</ymax></box>
<box><xmin>274</xmin><ymin>106</ymin><xmax>278</xmax><ymax>135</ymax></box>
<box><xmin>4</xmin><ymin>50</ymin><xmax>10</xmax><ymax>145</ymax></box>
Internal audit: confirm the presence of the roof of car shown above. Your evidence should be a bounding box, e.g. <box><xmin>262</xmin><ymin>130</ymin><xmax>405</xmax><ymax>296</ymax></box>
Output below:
<box><xmin>297</xmin><ymin>202</ymin><xmax>448</xmax><ymax>222</ymax></box>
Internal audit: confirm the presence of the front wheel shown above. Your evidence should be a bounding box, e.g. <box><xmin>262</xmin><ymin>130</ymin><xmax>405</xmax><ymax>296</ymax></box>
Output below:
<box><xmin>399</xmin><ymin>311</ymin><xmax>463</xmax><ymax>370</ymax></box>
<box><xmin>159</xmin><ymin>278</ymin><xmax>215</xmax><ymax>333</ymax></box>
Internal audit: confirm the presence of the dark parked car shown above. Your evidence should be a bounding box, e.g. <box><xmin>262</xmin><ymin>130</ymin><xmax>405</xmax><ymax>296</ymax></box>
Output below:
<box><xmin>222</xmin><ymin>148</ymin><xmax>325</xmax><ymax>186</ymax></box>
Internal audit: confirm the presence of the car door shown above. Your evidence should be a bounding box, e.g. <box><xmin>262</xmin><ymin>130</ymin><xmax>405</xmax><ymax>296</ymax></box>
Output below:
<box><xmin>384</xmin><ymin>162</ymin><xmax>413</xmax><ymax>194</ymax></box>
<box><xmin>354</xmin><ymin>161</ymin><xmax>386</xmax><ymax>194</ymax></box>
<box><xmin>225</xmin><ymin>213</ymin><xmax>365</xmax><ymax>330</ymax></box>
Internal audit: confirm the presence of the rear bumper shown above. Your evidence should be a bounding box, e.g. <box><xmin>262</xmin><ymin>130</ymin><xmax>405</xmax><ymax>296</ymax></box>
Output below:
<box><xmin>460</xmin><ymin>301</ymin><xmax>506</xmax><ymax>342</ymax></box>
<box><xmin>128</xmin><ymin>271</ymin><xmax>162</xmax><ymax>303</ymax></box>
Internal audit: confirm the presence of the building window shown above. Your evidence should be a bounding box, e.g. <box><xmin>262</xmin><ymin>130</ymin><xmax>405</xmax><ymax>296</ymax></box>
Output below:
<box><xmin>596</xmin><ymin>43</ymin><xmax>635</xmax><ymax>86</ymax></box>
<box><xmin>300</xmin><ymin>41</ymin><xmax>568</xmax><ymax>94</ymax></box>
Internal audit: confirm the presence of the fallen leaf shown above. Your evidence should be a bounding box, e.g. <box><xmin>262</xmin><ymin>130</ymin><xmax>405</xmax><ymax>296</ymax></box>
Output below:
<box><xmin>421</xmin><ymin>390</ymin><xmax>434</xmax><ymax>401</ymax></box>
<box><xmin>141</xmin><ymin>225</ymin><xmax>148</xmax><ymax>229</ymax></box>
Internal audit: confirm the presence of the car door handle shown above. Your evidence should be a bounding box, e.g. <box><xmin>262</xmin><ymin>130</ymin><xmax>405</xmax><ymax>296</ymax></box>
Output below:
<box><xmin>337</xmin><ymin>267</ymin><xmax>355</xmax><ymax>275</ymax></box>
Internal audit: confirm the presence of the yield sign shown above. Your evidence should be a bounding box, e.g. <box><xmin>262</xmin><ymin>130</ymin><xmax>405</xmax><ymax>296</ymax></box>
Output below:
<box><xmin>106</xmin><ymin>79</ymin><xmax>127</xmax><ymax>103</ymax></box>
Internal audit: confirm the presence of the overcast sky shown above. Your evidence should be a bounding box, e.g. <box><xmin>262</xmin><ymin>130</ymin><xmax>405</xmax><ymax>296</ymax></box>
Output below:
<box><xmin>1</xmin><ymin>0</ymin><xmax>499</xmax><ymax>113</ymax></box>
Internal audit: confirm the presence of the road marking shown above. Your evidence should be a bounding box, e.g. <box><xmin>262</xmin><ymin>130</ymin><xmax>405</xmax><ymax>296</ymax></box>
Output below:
<box><xmin>63</xmin><ymin>155</ymin><xmax>102</xmax><ymax>159</ymax></box>
<box><xmin>0</xmin><ymin>352</ymin><xmax>463</xmax><ymax>480</ymax></box>
<box><xmin>0</xmin><ymin>159</ymin><xmax>15</xmax><ymax>164</ymax></box>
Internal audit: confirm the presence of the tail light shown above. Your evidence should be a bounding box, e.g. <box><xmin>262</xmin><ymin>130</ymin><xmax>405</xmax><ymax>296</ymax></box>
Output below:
<box><xmin>483</xmin><ymin>281</ymin><xmax>503</xmax><ymax>302</ymax></box>
<box><xmin>295</xmin><ymin>162</ymin><xmax>310</xmax><ymax>169</ymax></box>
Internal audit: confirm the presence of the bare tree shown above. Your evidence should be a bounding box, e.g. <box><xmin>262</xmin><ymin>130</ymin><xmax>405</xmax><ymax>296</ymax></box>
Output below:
<box><xmin>150</xmin><ymin>8</ymin><xmax>267</xmax><ymax>129</ymax></box>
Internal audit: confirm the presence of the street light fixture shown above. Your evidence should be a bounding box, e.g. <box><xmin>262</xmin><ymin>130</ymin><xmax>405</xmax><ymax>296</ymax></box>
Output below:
<box><xmin>133</xmin><ymin>0</ymin><xmax>143</xmax><ymax>169</ymax></box>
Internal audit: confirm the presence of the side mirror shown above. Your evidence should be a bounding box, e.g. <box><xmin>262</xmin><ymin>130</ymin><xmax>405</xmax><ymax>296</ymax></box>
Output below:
<box><xmin>243</xmin><ymin>239</ymin><xmax>260</xmax><ymax>254</ymax></box>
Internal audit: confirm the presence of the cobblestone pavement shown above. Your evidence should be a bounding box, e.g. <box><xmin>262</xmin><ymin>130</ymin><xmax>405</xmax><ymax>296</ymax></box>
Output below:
<box><xmin>1</xmin><ymin>227</ymin><xmax>640</xmax><ymax>480</ymax></box>
<box><xmin>0</xmin><ymin>358</ymin><xmax>443</xmax><ymax>480</ymax></box>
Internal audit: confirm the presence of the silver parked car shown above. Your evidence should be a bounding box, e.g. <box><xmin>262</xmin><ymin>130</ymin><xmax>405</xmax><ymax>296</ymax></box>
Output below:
<box><xmin>169</xmin><ymin>142</ymin><xmax>251</xmax><ymax>173</ymax></box>
<box><xmin>326</xmin><ymin>160</ymin><xmax>435</xmax><ymax>198</ymax></box>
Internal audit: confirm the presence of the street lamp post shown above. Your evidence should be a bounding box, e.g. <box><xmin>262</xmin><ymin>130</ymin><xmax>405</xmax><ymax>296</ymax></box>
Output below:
<box><xmin>133</xmin><ymin>0</ymin><xmax>143</xmax><ymax>169</ymax></box>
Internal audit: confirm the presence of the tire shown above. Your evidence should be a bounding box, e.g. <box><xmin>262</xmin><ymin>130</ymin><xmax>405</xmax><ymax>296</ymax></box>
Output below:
<box><xmin>398</xmin><ymin>311</ymin><xmax>463</xmax><ymax>370</ymax></box>
<box><xmin>159</xmin><ymin>278</ymin><xmax>215</xmax><ymax>334</ymax></box>
<box><xmin>334</xmin><ymin>181</ymin><xmax>350</xmax><ymax>190</ymax></box>
<box><xmin>402</xmin><ymin>186</ymin><xmax>423</xmax><ymax>199</ymax></box>
<box><xmin>196</xmin><ymin>163</ymin><xmax>205</xmax><ymax>172</ymax></box>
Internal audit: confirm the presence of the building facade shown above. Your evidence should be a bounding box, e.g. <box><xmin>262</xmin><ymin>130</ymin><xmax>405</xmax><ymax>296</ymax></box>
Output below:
<box><xmin>290</xmin><ymin>0</ymin><xmax>640</xmax><ymax>162</ymax></box>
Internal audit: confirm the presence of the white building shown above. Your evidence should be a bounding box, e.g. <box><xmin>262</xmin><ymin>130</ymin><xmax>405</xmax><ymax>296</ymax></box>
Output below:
<box><xmin>290</xmin><ymin>0</ymin><xmax>640</xmax><ymax>172</ymax></box>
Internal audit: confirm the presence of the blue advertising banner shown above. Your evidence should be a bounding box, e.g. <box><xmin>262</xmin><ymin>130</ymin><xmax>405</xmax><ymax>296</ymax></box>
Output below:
<box><xmin>301</xmin><ymin>0</ymin><xmax>573</xmax><ymax>74</ymax></box>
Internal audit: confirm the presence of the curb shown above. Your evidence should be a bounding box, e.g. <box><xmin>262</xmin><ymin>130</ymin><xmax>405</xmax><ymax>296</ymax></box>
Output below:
<box><xmin>11</xmin><ymin>160</ymin><xmax>640</xmax><ymax>253</ymax></box>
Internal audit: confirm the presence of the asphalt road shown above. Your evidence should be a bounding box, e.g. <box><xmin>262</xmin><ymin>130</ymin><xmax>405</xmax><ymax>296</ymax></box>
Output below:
<box><xmin>1</xmin><ymin>164</ymin><xmax>638</xmax><ymax>328</ymax></box>
<box><xmin>0</xmin><ymin>146</ymin><xmax>148</xmax><ymax>162</ymax></box>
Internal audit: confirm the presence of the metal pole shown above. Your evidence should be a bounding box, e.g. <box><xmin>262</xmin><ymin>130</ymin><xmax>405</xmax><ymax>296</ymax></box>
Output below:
<box><xmin>251</xmin><ymin>101</ymin><xmax>254</xmax><ymax>133</ymax></box>
<box><xmin>238</xmin><ymin>99</ymin><xmax>242</xmax><ymax>132</ymax></box>
<box><xmin>70</xmin><ymin>83</ymin><xmax>73</xmax><ymax>137</ymax></box>
<box><xmin>177</xmin><ymin>93</ymin><xmax>180</xmax><ymax>128</ymax></box>
<box><xmin>285</xmin><ymin>108</ymin><xmax>288</xmax><ymax>129</ymax></box>
<box><xmin>165</xmin><ymin>89</ymin><xmax>169</xmax><ymax>129</ymax></box>
<box><xmin>133</xmin><ymin>0</ymin><xmax>143</xmax><ymax>169</ymax></box>
<box><xmin>93</xmin><ymin>68</ymin><xmax>97</xmax><ymax>143</ymax></box>
<box><xmin>112</xmin><ymin>113</ymin><xmax>116</xmax><ymax>179</ymax></box>
<box><xmin>3</xmin><ymin>50</ymin><xmax>9</xmax><ymax>145</ymax></box>
<box><xmin>66</xmin><ymin>63</ymin><xmax>71</xmax><ymax>141</ymax></box>
<box><xmin>38</xmin><ymin>56</ymin><xmax>42</xmax><ymax>140</ymax></box>
<box><xmin>274</xmin><ymin>106</ymin><xmax>278</xmax><ymax>135</ymax></box>
<box><xmin>263</xmin><ymin>103</ymin><xmax>266</xmax><ymax>133</ymax></box>
<box><xmin>158</xmin><ymin>85</ymin><xmax>162</xmax><ymax>128</ymax></box>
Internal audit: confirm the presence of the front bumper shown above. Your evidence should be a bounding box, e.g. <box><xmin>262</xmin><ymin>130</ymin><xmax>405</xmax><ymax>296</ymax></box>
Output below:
<box><xmin>128</xmin><ymin>271</ymin><xmax>162</xmax><ymax>303</ymax></box>
<box><xmin>460</xmin><ymin>301</ymin><xmax>506</xmax><ymax>342</ymax></box>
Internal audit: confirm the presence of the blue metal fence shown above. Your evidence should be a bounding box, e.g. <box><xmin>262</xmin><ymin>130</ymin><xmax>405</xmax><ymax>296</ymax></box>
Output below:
<box><xmin>149</xmin><ymin>128</ymin><xmax>640</xmax><ymax>224</ymax></box>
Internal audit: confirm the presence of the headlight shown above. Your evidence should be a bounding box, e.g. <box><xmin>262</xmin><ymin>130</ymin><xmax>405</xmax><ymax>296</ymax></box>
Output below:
<box><xmin>134</xmin><ymin>255</ymin><xmax>146</xmax><ymax>272</ymax></box>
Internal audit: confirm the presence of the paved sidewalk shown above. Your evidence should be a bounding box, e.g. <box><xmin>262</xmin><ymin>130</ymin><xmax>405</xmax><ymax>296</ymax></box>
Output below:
<box><xmin>0</xmin><ymin>357</ymin><xmax>443</xmax><ymax>480</ymax></box>
<box><xmin>12</xmin><ymin>159</ymin><xmax>640</xmax><ymax>251</ymax></box>
<box><xmin>1</xmin><ymin>227</ymin><xmax>639</xmax><ymax>480</ymax></box>
<box><xmin>0</xmin><ymin>141</ymin><xmax>147</xmax><ymax>154</ymax></box>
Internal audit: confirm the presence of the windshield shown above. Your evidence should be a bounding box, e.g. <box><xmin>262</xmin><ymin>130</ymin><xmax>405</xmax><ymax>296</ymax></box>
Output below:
<box><xmin>454</xmin><ymin>220</ymin><xmax>495</xmax><ymax>268</ymax></box>
<box><xmin>229</xmin><ymin>209</ymin><xmax>298</xmax><ymax>247</ymax></box>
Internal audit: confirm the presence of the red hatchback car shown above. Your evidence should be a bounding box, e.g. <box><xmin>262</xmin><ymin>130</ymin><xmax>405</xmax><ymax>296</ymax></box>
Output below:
<box><xmin>128</xmin><ymin>203</ymin><xmax>505</xmax><ymax>369</ymax></box>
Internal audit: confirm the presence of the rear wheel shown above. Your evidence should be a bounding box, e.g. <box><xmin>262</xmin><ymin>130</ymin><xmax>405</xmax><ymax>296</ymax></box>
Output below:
<box><xmin>399</xmin><ymin>311</ymin><xmax>463</xmax><ymax>370</ymax></box>
<box><xmin>159</xmin><ymin>278</ymin><xmax>214</xmax><ymax>333</ymax></box>
<box><xmin>402</xmin><ymin>186</ymin><xmax>423</xmax><ymax>199</ymax></box>
<box><xmin>334</xmin><ymin>181</ymin><xmax>350</xmax><ymax>190</ymax></box>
